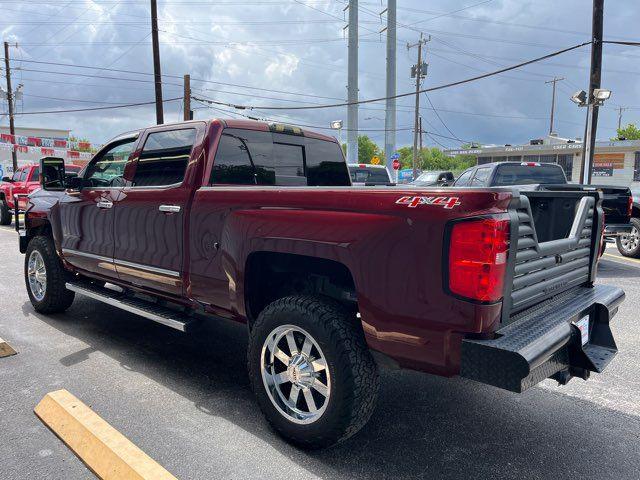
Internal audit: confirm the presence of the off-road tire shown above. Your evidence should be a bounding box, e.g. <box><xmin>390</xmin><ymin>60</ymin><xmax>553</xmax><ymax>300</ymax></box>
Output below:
<box><xmin>616</xmin><ymin>218</ymin><xmax>640</xmax><ymax>258</ymax></box>
<box><xmin>0</xmin><ymin>200</ymin><xmax>11</xmax><ymax>226</ymax></box>
<box><xmin>25</xmin><ymin>236</ymin><xmax>75</xmax><ymax>313</ymax></box>
<box><xmin>248</xmin><ymin>295</ymin><xmax>379</xmax><ymax>449</ymax></box>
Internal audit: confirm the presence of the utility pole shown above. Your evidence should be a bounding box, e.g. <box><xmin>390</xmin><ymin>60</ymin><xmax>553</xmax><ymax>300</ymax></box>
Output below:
<box><xmin>418</xmin><ymin>116</ymin><xmax>423</xmax><ymax>152</ymax></box>
<box><xmin>183</xmin><ymin>74</ymin><xmax>191</xmax><ymax>121</ymax></box>
<box><xmin>383</xmin><ymin>0</ymin><xmax>396</xmax><ymax>172</ymax></box>
<box><xmin>346</xmin><ymin>0</ymin><xmax>359</xmax><ymax>163</ymax></box>
<box><xmin>3</xmin><ymin>41</ymin><xmax>18</xmax><ymax>173</ymax></box>
<box><xmin>545</xmin><ymin>77</ymin><xmax>564</xmax><ymax>135</ymax></box>
<box><xmin>408</xmin><ymin>33</ymin><xmax>428</xmax><ymax>180</ymax></box>
<box><xmin>580</xmin><ymin>0</ymin><xmax>604</xmax><ymax>185</ymax></box>
<box><xmin>150</xmin><ymin>0</ymin><xmax>164</xmax><ymax>124</ymax></box>
<box><xmin>616</xmin><ymin>106</ymin><xmax>626</xmax><ymax>131</ymax></box>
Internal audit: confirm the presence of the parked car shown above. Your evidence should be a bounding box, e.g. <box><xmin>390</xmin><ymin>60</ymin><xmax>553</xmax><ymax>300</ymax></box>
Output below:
<box><xmin>616</xmin><ymin>186</ymin><xmax>640</xmax><ymax>257</ymax></box>
<box><xmin>0</xmin><ymin>163</ymin><xmax>81</xmax><ymax>225</ymax></box>
<box><xmin>20</xmin><ymin>119</ymin><xmax>624</xmax><ymax>449</ymax></box>
<box><xmin>452</xmin><ymin>161</ymin><xmax>633</xmax><ymax>250</ymax></box>
<box><xmin>347</xmin><ymin>163</ymin><xmax>393</xmax><ymax>185</ymax></box>
<box><xmin>410</xmin><ymin>170</ymin><xmax>454</xmax><ymax>187</ymax></box>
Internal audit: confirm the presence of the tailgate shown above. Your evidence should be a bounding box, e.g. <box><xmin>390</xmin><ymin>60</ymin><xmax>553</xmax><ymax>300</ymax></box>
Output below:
<box><xmin>502</xmin><ymin>190</ymin><xmax>601</xmax><ymax>322</ymax></box>
<box><xmin>595</xmin><ymin>185</ymin><xmax>632</xmax><ymax>225</ymax></box>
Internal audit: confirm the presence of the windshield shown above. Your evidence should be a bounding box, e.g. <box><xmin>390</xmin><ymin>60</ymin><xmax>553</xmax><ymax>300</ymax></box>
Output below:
<box><xmin>492</xmin><ymin>164</ymin><xmax>566</xmax><ymax>186</ymax></box>
<box><xmin>416</xmin><ymin>172</ymin><xmax>439</xmax><ymax>182</ymax></box>
<box><xmin>348</xmin><ymin>166</ymin><xmax>391</xmax><ymax>183</ymax></box>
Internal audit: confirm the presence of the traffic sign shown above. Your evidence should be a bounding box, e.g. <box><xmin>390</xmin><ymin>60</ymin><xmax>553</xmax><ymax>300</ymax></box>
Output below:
<box><xmin>392</xmin><ymin>159</ymin><xmax>401</xmax><ymax>170</ymax></box>
<box><xmin>390</xmin><ymin>153</ymin><xmax>400</xmax><ymax>160</ymax></box>
<box><xmin>371</xmin><ymin>156</ymin><xmax>380</xmax><ymax>165</ymax></box>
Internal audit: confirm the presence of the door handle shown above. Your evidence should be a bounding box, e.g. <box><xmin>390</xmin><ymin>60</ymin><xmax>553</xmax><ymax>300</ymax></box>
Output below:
<box><xmin>96</xmin><ymin>200</ymin><xmax>113</xmax><ymax>209</ymax></box>
<box><xmin>159</xmin><ymin>205</ymin><xmax>181</xmax><ymax>213</ymax></box>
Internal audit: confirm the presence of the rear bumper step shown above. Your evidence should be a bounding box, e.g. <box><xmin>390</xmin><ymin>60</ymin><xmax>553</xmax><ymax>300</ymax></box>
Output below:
<box><xmin>460</xmin><ymin>284</ymin><xmax>624</xmax><ymax>393</ymax></box>
<box><xmin>604</xmin><ymin>223</ymin><xmax>632</xmax><ymax>236</ymax></box>
<box><xmin>65</xmin><ymin>280</ymin><xmax>198</xmax><ymax>332</ymax></box>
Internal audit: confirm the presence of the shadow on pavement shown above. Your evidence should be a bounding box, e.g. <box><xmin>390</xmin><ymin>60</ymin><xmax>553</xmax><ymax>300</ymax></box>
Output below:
<box><xmin>597</xmin><ymin>257</ymin><xmax>640</xmax><ymax>279</ymax></box>
<box><xmin>30</xmin><ymin>297</ymin><xmax>640</xmax><ymax>480</ymax></box>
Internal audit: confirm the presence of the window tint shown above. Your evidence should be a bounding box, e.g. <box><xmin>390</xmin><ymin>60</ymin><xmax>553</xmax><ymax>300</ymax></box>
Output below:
<box><xmin>30</xmin><ymin>166</ymin><xmax>40</xmax><ymax>181</ymax></box>
<box><xmin>305</xmin><ymin>137</ymin><xmax>350</xmax><ymax>186</ymax></box>
<box><xmin>211</xmin><ymin>129</ymin><xmax>275</xmax><ymax>185</ymax></box>
<box><xmin>273</xmin><ymin>142</ymin><xmax>305</xmax><ymax>184</ymax></box>
<box><xmin>454</xmin><ymin>169</ymin><xmax>473</xmax><ymax>186</ymax></box>
<box><xmin>85</xmin><ymin>139</ymin><xmax>136</xmax><ymax>188</ymax></box>
<box><xmin>492</xmin><ymin>164</ymin><xmax>567</xmax><ymax>186</ymax></box>
<box><xmin>211</xmin><ymin>128</ymin><xmax>349</xmax><ymax>187</ymax></box>
<box><xmin>348</xmin><ymin>166</ymin><xmax>391</xmax><ymax>183</ymax></box>
<box><xmin>133</xmin><ymin>129</ymin><xmax>195</xmax><ymax>187</ymax></box>
<box><xmin>470</xmin><ymin>168</ymin><xmax>490</xmax><ymax>186</ymax></box>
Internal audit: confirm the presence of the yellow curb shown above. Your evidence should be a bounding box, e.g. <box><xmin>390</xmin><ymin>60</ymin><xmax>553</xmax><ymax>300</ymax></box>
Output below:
<box><xmin>0</xmin><ymin>337</ymin><xmax>17</xmax><ymax>357</ymax></box>
<box><xmin>34</xmin><ymin>390</ymin><xmax>177</xmax><ymax>480</ymax></box>
<box><xmin>603</xmin><ymin>253</ymin><xmax>640</xmax><ymax>266</ymax></box>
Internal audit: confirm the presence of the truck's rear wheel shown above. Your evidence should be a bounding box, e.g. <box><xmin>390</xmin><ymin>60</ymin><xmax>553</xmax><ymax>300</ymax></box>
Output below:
<box><xmin>616</xmin><ymin>218</ymin><xmax>640</xmax><ymax>258</ymax></box>
<box><xmin>248</xmin><ymin>295</ymin><xmax>379</xmax><ymax>449</ymax></box>
<box><xmin>25</xmin><ymin>236</ymin><xmax>75</xmax><ymax>313</ymax></box>
<box><xmin>0</xmin><ymin>200</ymin><xmax>11</xmax><ymax>226</ymax></box>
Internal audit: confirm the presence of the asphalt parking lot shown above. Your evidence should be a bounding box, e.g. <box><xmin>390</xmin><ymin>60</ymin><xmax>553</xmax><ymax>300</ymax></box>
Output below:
<box><xmin>1</xmin><ymin>225</ymin><xmax>639</xmax><ymax>480</ymax></box>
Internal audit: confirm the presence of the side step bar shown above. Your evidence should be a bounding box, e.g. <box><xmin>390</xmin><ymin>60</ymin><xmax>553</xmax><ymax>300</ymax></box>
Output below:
<box><xmin>65</xmin><ymin>280</ymin><xmax>198</xmax><ymax>332</ymax></box>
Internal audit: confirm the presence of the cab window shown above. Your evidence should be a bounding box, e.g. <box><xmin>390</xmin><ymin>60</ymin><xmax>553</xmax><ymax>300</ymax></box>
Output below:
<box><xmin>453</xmin><ymin>169</ymin><xmax>473</xmax><ymax>186</ymax></box>
<box><xmin>133</xmin><ymin>129</ymin><xmax>196</xmax><ymax>187</ymax></box>
<box><xmin>470</xmin><ymin>168</ymin><xmax>490</xmax><ymax>186</ymax></box>
<box><xmin>84</xmin><ymin>139</ymin><xmax>136</xmax><ymax>188</ymax></box>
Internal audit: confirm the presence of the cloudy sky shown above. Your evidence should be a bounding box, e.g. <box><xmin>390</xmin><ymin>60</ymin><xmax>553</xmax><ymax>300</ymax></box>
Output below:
<box><xmin>1</xmin><ymin>0</ymin><xmax>640</xmax><ymax>150</ymax></box>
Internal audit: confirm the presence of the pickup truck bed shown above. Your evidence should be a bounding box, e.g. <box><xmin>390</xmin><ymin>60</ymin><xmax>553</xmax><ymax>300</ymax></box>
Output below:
<box><xmin>19</xmin><ymin>119</ymin><xmax>624</xmax><ymax>449</ymax></box>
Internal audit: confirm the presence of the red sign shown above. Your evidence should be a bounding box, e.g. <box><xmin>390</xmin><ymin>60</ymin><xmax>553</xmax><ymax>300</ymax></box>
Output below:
<box><xmin>41</xmin><ymin>147</ymin><xmax>55</xmax><ymax>156</ymax></box>
<box><xmin>392</xmin><ymin>159</ymin><xmax>401</xmax><ymax>170</ymax></box>
<box><xmin>54</xmin><ymin>139</ymin><xmax>67</xmax><ymax>148</ymax></box>
<box><xmin>67</xmin><ymin>150</ymin><xmax>80</xmax><ymax>158</ymax></box>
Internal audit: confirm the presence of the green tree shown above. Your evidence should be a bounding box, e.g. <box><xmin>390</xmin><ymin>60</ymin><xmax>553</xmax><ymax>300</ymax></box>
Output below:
<box><xmin>613</xmin><ymin>123</ymin><xmax>640</xmax><ymax>140</ymax></box>
<box><xmin>340</xmin><ymin>136</ymin><xmax>382</xmax><ymax>164</ymax></box>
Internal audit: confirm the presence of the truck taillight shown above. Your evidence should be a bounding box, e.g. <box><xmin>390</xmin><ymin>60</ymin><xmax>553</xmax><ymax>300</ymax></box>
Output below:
<box><xmin>628</xmin><ymin>195</ymin><xmax>633</xmax><ymax>218</ymax></box>
<box><xmin>448</xmin><ymin>218</ymin><xmax>510</xmax><ymax>302</ymax></box>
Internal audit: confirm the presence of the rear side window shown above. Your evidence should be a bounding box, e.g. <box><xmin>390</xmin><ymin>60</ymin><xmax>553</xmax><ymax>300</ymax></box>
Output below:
<box><xmin>30</xmin><ymin>167</ymin><xmax>39</xmax><ymax>181</ymax></box>
<box><xmin>133</xmin><ymin>129</ymin><xmax>196</xmax><ymax>187</ymax></box>
<box><xmin>348</xmin><ymin>166</ymin><xmax>390</xmax><ymax>183</ymax></box>
<box><xmin>211</xmin><ymin>130</ymin><xmax>275</xmax><ymax>185</ymax></box>
<box><xmin>305</xmin><ymin>137</ymin><xmax>350</xmax><ymax>186</ymax></box>
<box><xmin>493</xmin><ymin>164</ymin><xmax>566</xmax><ymax>186</ymax></box>
<box><xmin>470</xmin><ymin>168</ymin><xmax>490</xmax><ymax>186</ymax></box>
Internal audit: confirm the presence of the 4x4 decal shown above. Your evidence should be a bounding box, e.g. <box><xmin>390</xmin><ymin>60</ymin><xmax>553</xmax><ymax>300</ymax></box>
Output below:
<box><xmin>396</xmin><ymin>196</ymin><xmax>461</xmax><ymax>209</ymax></box>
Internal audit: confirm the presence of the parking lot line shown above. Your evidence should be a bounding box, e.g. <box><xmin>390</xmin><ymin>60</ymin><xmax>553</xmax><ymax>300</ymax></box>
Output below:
<box><xmin>34</xmin><ymin>390</ymin><xmax>177</xmax><ymax>480</ymax></box>
<box><xmin>0</xmin><ymin>337</ymin><xmax>17</xmax><ymax>357</ymax></box>
<box><xmin>603</xmin><ymin>253</ymin><xmax>640</xmax><ymax>266</ymax></box>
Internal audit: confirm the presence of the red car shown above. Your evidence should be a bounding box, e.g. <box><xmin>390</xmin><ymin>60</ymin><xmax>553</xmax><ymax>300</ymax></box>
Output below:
<box><xmin>0</xmin><ymin>163</ymin><xmax>81</xmax><ymax>225</ymax></box>
<box><xmin>20</xmin><ymin>119</ymin><xmax>624</xmax><ymax>448</ymax></box>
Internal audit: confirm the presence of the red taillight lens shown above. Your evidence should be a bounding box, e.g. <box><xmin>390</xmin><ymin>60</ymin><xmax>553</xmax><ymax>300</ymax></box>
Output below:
<box><xmin>448</xmin><ymin>218</ymin><xmax>510</xmax><ymax>302</ymax></box>
<box><xmin>628</xmin><ymin>195</ymin><xmax>633</xmax><ymax>218</ymax></box>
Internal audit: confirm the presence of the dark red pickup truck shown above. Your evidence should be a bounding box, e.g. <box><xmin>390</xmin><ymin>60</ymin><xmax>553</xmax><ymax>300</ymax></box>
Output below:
<box><xmin>20</xmin><ymin>119</ymin><xmax>624</xmax><ymax>449</ymax></box>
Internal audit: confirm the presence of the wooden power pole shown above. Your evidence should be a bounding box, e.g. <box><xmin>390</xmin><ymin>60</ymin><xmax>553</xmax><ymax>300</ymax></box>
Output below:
<box><xmin>408</xmin><ymin>33</ymin><xmax>428</xmax><ymax>180</ymax></box>
<box><xmin>150</xmin><ymin>0</ymin><xmax>163</xmax><ymax>124</ymax></box>
<box><xmin>183</xmin><ymin>74</ymin><xmax>191</xmax><ymax>121</ymax></box>
<box><xmin>3</xmin><ymin>41</ymin><xmax>18</xmax><ymax>172</ymax></box>
<box><xmin>545</xmin><ymin>77</ymin><xmax>564</xmax><ymax>135</ymax></box>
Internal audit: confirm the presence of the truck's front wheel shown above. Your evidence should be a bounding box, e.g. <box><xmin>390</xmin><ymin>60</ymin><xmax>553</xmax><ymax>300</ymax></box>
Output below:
<box><xmin>25</xmin><ymin>236</ymin><xmax>75</xmax><ymax>313</ymax></box>
<box><xmin>0</xmin><ymin>200</ymin><xmax>11</xmax><ymax>226</ymax></box>
<box><xmin>248</xmin><ymin>296</ymin><xmax>379</xmax><ymax>449</ymax></box>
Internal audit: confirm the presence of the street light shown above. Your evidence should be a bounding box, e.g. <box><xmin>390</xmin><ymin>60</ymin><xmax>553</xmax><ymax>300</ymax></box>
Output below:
<box><xmin>330</xmin><ymin>120</ymin><xmax>343</xmax><ymax>145</ymax></box>
<box><xmin>571</xmin><ymin>87</ymin><xmax>612</xmax><ymax>184</ymax></box>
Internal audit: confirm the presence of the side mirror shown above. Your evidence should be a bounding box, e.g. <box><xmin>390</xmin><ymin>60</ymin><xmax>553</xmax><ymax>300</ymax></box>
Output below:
<box><xmin>40</xmin><ymin>156</ymin><xmax>67</xmax><ymax>191</ymax></box>
<box><xmin>1</xmin><ymin>176</ymin><xmax>13</xmax><ymax>183</ymax></box>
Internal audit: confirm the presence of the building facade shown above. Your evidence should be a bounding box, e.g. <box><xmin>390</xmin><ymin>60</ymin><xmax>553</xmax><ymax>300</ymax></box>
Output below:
<box><xmin>0</xmin><ymin>126</ymin><xmax>92</xmax><ymax>179</ymax></box>
<box><xmin>445</xmin><ymin>134</ymin><xmax>640</xmax><ymax>187</ymax></box>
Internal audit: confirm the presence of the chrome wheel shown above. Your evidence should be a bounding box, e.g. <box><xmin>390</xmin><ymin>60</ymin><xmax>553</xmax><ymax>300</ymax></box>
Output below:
<box><xmin>619</xmin><ymin>225</ymin><xmax>639</xmax><ymax>253</ymax></box>
<box><xmin>261</xmin><ymin>325</ymin><xmax>331</xmax><ymax>425</ymax></box>
<box><xmin>27</xmin><ymin>250</ymin><xmax>47</xmax><ymax>302</ymax></box>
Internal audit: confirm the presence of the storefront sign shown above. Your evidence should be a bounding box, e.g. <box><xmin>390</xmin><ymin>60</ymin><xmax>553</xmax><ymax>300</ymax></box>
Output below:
<box><xmin>592</xmin><ymin>166</ymin><xmax>613</xmax><ymax>177</ymax></box>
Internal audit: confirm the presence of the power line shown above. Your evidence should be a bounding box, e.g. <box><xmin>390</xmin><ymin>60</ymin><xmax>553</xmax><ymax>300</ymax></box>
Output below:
<box><xmin>13</xmin><ymin>97</ymin><xmax>182</xmax><ymax>115</ymax></box>
<box><xmin>203</xmin><ymin>42</ymin><xmax>591</xmax><ymax>111</ymax></box>
<box><xmin>423</xmin><ymin>92</ymin><xmax>462</xmax><ymax>141</ymax></box>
